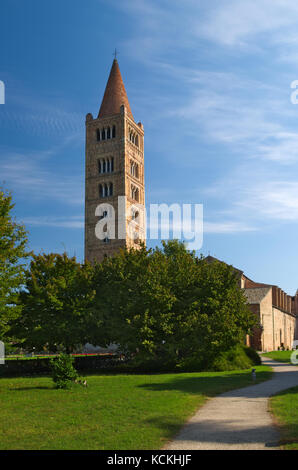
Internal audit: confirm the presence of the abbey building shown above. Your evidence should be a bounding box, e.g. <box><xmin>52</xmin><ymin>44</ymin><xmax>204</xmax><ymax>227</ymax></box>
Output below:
<box><xmin>84</xmin><ymin>59</ymin><xmax>297</xmax><ymax>352</ymax></box>
<box><xmin>207</xmin><ymin>256</ymin><xmax>298</xmax><ymax>351</ymax></box>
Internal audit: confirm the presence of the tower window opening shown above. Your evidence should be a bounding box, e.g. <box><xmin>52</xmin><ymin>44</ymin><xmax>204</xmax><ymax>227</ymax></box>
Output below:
<box><xmin>130</xmin><ymin>160</ymin><xmax>139</xmax><ymax>178</ymax></box>
<box><xmin>129</xmin><ymin>128</ymin><xmax>139</xmax><ymax>147</ymax></box>
<box><xmin>132</xmin><ymin>210</ymin><xmax>139</xmax><ymax>221</ymax></box>
<box><xmin>107</xmin><ymin>127</ymin><xmax>111</xmax><ymax>139</ymax></box>
<box><xmin>131</xmin><ymin>185</ymin><xmax>139</xmax><ymax>202</ymax></box>
<box><xmin>98</xmin><ymin>158</ymin><xmax>114</xmax><ymax>174</ymax></box>
<box><xmin>96</xmin><ymin>129</ymin><xmax>101</xmax><ymax>141</ymax></box>
<box><xmin>101</xmin><ymin>128</ymin><xmax>106</xmax><ymax>140</ymax></box>
<box><xmin>100</xmin><ymin>183</ymin><xmax>113</xmax><ymax>198</ymax></box>
<box><xmin>112</xmin><ymin>125</ymin><xmax>116</xmax><ymax>138</ymax></box>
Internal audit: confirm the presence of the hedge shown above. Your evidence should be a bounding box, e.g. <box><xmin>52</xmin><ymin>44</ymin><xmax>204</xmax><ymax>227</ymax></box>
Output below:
<box><xmin>0</xmin><ymin>354</ymin><xmax>124</xmax><ymax>377</ymax></box>
<box><xmin>0</xmin><ymin>346</ymin><xmax>261</xmax><ymax>377</ymax></box>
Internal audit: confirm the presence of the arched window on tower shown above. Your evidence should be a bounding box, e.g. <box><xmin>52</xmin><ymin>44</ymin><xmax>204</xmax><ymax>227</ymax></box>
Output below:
<box><xmin>130</xmin><ymin>160</ymin><xmax>139</xmax><ymax>178</ymax></box>
<box><xmin>132</xmin><ymin>210</ymin><xmax>139</xmax><ymax>221</ymax></box>
<box><xmin>98</xmin><ymin>158</ymin><xmax>114</xmax><ymax>174</ymax></box>
<box><xmin>131</xmin><ymin>185</ymin><xmax>139</xmax><ymax>202</ymax></box>
<box><xmin>96</xmin><ymin>129</ymin><xmax>101</xmax><ymax>141</ymax></box>
<box><xmin>112</xmin><ymin>125</ymin><xmax>116</xmax><ymax>138</ymax></box>
<box><xmin>101</xmin><ymin>128</ymin><xmax>106</xmax><ymax>140</ymax></box>
<box><xmin>107</xmin><ymin>127</ymin><xmax>111</xmax><ymax>139</ymax></box>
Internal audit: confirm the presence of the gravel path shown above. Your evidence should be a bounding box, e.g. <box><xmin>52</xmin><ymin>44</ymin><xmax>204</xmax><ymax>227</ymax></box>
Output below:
<box><xmin>165</xmin><ymin>356</ymin><xmax>298</xmax><ymax>450</ymax></box>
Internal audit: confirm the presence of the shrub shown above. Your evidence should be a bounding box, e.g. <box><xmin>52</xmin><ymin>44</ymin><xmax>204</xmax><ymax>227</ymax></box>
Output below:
<box><xmin>175</xmin><ymin>355</ymin><xmax>208</xmax><ymax>372</ymax></box>
<box><xmin>208</xmin><ymin>344</ymin><xmax>261</xmax><ymax>372</ymax></box>
<box><xmin>0</xmin><ymin>354</ymin><xmax>122</xmax><ymax>377</ymax></box>
<box><xmin>50</xmin><ymin>353</ymin><xmax>78</xmax><ymax>389</ymax></box>
<box><xmin>166</xmin><ymin>345</ymin><xmax>261</xmax><ymax>373</ymax></box>
<box><xmin>244</xmin><ymin>346</ymin><xmax>261</xmax><ymax>365</ymax></box>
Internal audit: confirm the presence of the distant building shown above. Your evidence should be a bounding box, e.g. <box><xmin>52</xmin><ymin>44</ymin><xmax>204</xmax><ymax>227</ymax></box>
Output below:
<box><xmin>206</xmin><ymin>256</ymin><xmax>297</xmax><ymax>351</ymax></box>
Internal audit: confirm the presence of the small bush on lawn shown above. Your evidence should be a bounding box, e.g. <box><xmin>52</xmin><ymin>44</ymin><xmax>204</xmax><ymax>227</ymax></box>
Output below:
<box><xmin>50</xmin><ymin>353</ymin><xmax>78</xmax><ymax>389</ymax></box>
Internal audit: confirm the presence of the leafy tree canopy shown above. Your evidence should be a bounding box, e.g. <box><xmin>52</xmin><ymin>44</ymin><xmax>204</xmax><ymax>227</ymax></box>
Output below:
<box><xmin>92</xmin><ymin>240</ymin><xmax>256</xmax><ymax>368</ymax></box>
<box><xmin>13</xmin><ymin>253</ymin><xmax>98</xmax><ymax>353</ymax></box>
<box><xmin>0</xmin><ymin>188</ymin><xmax>29</xmax><ymax>340</ymax></box>
<box><xmin>13</xmin><ymin>239</ymin><xmax>256</xmax><ymax>367</ymax></box>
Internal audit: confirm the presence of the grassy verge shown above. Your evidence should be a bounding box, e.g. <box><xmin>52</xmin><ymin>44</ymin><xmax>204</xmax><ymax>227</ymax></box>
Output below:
<box><xmin>0</xmin><ymin>365</ymin><xmax>271</xmax><ymax>450</ymax></box>
<box><xmin>270</xmin><ymin>386</ymin><xmax>298</xmax><ymax>450</ymax></box>
<box><xmin>262</xmin><ymin>351</ymin><xmax>296</xmax><ymax>363</ymax></box>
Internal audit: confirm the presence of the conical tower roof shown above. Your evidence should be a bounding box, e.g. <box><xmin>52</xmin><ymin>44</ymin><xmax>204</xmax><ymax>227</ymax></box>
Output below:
<box><xmin>98</xmin><ymin>59</ymin><xmax>133</xmax><ymax>120</ymax></box>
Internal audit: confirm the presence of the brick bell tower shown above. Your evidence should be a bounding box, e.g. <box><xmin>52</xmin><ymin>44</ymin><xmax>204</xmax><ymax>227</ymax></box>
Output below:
<box><xmin>85</xmin><ymin>59</ymin><xmax>145</xmax><ymax>263</ymax></box>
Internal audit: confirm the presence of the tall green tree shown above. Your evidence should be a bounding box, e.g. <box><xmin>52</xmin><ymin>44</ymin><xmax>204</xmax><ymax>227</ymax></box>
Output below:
<box><xmin>0</xmin><ymin>189</ymin><xmax>29</xmax><ymax>340</ymax></box>
<box><xmin>14</xmin><ymin>253</ymin><xmax>99</xmax><ymax>352</ymax></box>
<box><xmin>91</xmin><ymin>240</ymin><xmax>256</xmax><ymax>368</ymax></box>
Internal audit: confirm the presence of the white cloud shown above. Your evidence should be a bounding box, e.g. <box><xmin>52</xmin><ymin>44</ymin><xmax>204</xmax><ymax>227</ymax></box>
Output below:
<box><xmin>0</xmin><ymin>78</ymin><xmax>83</xmax><ymax>137</ymax></box>
<box><xmin>197</xmin><ymin>0</ymin><xmax>298</xmax><ymax>47</ymax></box>
<box><xmin>238</xmin><ymin>181</ymin><xmax>298</xmax><ymax>221</ymax></box>
<box><xmin>205</xmin><ymin>158</ymin><xmax>298</xmax><ymax>225</ymax></box>
<box><xmin>21</xmin><ymin>215</ymin><xmax>84</xmax><ymax>229</ymax></box>
<box><xmin>0</xmin><ymin>148</ymin><xmax>84</xmax><ymax>206</ymax></box>
<box><xmin>115</xmin><ymin>0</ymin><xmax>298</xmax><ymax>232</ymax></box>
<box><xmin>112</xmin><ymin>0</ymin><xmax>298</xmax><ymax>58</ymax></box>
<box><xmin>204</xmin><ymin>221</ymin><xmax>257</xmax><ymax>234</ymax></box>
<box><xmin>147</xmin><ymin>206</ymin><xmax>256</xmax><ymax>236</ymax></box>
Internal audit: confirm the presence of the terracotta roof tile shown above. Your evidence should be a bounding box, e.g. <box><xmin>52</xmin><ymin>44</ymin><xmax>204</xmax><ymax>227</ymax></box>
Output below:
<box><xmin>98</xmin><ymin>59</ymin><xmax>133</xmax><ymax>120</ymax></box>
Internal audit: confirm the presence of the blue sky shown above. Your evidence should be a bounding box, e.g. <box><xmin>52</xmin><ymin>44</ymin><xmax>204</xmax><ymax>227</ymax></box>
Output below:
<box><xmin>1</xmin><ymin>0</ymin><xmax>298</xmax><ymax>293</ymax></box>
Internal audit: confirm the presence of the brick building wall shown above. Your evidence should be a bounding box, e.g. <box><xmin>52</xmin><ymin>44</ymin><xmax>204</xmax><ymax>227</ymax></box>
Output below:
<box><xmin>244</xmin><ymin>286</ymin><xmax>296</xmax><ymax>351</ymax></box>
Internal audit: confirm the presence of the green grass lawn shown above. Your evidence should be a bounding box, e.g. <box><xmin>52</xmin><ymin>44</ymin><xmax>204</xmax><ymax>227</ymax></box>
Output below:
<box><xmin>263</xmin><ymin>351</ymin><xmax>298</xmax><ymax>449</ymax></box>
<box><xmin>270</xmin><ymin>386</ymin><xmax>298</xmax><ymax>450</ymax></box>
<box><xmin>262</xmin><ymin>351</ymin><xmax>295</xmax><ymax>363</ymax></box>
<box><xmin>0</xmin><ymin>366</ymin><xmax>271</xmax><ymax>450</ymax></box>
